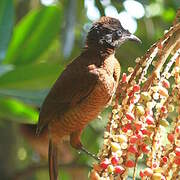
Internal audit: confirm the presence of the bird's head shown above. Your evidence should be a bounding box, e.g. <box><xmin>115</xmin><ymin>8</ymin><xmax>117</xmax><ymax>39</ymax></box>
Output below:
<box><xmin>86</xmin><ymin>16</ymin><xmax>141</xmax><ymax>49</ymax></box>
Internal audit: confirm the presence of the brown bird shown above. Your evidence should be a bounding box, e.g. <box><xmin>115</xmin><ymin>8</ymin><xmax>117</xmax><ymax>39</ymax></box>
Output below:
<box><xmin>36</xmin><ymin>16</ymin><xmax>141</xmax><ymax>180</ymax></box>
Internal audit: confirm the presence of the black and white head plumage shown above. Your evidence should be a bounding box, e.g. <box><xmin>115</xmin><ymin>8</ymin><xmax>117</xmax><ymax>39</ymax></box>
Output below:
<box><xmin>86</xmin><ymin>16</ymin><xmax>141</xmax><ymax>49</ymax></box>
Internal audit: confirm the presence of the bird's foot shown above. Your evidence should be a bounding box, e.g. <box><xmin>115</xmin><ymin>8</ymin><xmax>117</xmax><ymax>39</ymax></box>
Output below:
<box><xmin>70</xmin><ymin>131</ymin><xmax>100</xmax><ymax>161</ymax></box>
<box><xmin>80</xmin><ymin>146</ymin><xmax>100</xmax><ymax>161</ymax></box>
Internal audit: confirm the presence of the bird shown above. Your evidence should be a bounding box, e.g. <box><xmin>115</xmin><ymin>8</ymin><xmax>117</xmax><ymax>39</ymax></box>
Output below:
<box><xmin>36</xmin><ymin>16</ymin><xmax>141</xmax><ymax>180</ymax></box>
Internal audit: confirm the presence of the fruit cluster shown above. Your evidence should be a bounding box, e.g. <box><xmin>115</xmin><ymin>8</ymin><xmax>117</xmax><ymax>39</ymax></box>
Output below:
<box><xmin>90</xmin><ymin>13</ymin><xmax>180</xmax><ymax>180</ymax></box>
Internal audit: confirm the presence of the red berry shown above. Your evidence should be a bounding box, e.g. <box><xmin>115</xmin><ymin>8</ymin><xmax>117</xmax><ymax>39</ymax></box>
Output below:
<box><xmin>128</xmin><ymin>145</ymin><xmax>138</xmax><ymax>154</ymax></box>
<box><xmin>133</xmin><ymin>84</ymin><xmax>140</xmax><ymax>92</ymax></box>
<box><xmin>146</xmin><ymin>115</ymin><xmax>154</xmax><ymax>125</ymax></box>
<box><xmin>125</xmin><ymin>123</ymin><xmax>132</xmax><ymax>130</ymax></box>
<box><xmin>125</xmin><ymin>160</ymin><xmax>135</xmax><ymax>167</ymax></box>
<box><xmin>175</xmin><ymin>147</ymin><xmax>180</xmax><ymax>157</ymax></box>
<box><xmin>134</xmin><ymin>122</ymin><xmax>142</xmax><ymax>130</ymax></box>
<box><xmin>141</xmin><ymin>144</ymin><xmax>150</xmax><ymax>154</ymax></box>
<box><xmin>129</xmin><ymin>136</ymin><xmax>138</xmax><ymax>144</ymax></box>
<box><xmin>146</xmin><ymin>119</ymin><xmax>153</xmax><ymax>125</ymax></box>
<box><xmin>122</xmin><ymin>73</ymin><xmax>127</xmax><ymax>83</ymax></box>
<box><xmin>162</xmin><ymin>79</ymin><xmax>170</xmax><ymax>89</ymax></box>
<box><xmin>100</xmin><ymin>158</ymin><xmax>110</xmax><ymax>169</ymax></box>
<box><xmin>141</xmin><ymin>129</ymin><xmax>150</xmax><ymax>135</ymax></box>
<box><xmin>139</xmin><ymin>170</ymin><xmax>144</xmax><ymax>178</ymax></box>
<box><xmin>130</xmin><ymin>96</ymin><xmax>135</xmax><ymax>103</ymax></box>
<box><xmin>114</xmin><ymin>165</ymin><xmax>125</xmax><ymax>174</ymax></box>
<box><xmin>175</xmin><ymin>126</ymin><xmax>180</xmax><ymax>133</ymax></box>
<box><xmin>128</xmin><ymin>90</ymin><xmax>134</xmax><ymax>97</ymax></box>
<box><xmin>157</xmin><ymin>42</ymin><xmax>163</xmax><ymax>49</ymax></box>
<box><xmin>126</xmin><ymin>112</ymin><xmax>135</xmax><ymax>121</ymax></box>
<box><xmin>136</xmin><ymin>131</ymin><xmax>143</xmax><ymax>140</ymax></box>
<box><xmin>111</xmin><ymin>156</ymin><xmax>119</xmax><ymax>165</ymax></box>
<box><xmin>144</xmin><ymin>168</ymin><xmax>153</xmax><ymax>176</ymax></box>
<box><xmin>161</xmin><ymin>106</ymin><xmax>167</xmax><ymax>113</ymax></box>
<box><xmin>174</xmin><ymin>157</ymin><xmax>180</xmax><ymax>165</ymax></box>
<box><xmin>152</xmin><ymin>162</ymin><xmax>157</xmax><ymax>168</ymax></box>
<box><xmin>167</xmin><ymin>133</ymin><xmax>174</xmax><ymax>143</ymax></box>
<box><xmin>162</xmin><ymin>156</ymin><xmax>168</xmax><ymax>163</ymax></box>
<box><xmin>122</xmin><ymin>127</ymin><xmax>128</xmax><ymax>133</ymax></box>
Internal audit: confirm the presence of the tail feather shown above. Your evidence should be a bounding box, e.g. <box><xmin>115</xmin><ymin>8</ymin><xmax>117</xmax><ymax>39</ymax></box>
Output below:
<box><xmin>49</xmin><ymin>139</ymin><xmax>58</xmax><ymax>180</ymax></box>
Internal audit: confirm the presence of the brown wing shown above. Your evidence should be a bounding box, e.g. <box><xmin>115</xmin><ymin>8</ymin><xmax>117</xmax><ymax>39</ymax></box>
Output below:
<box><xmin>36</xmin><ymin>57</ymin><xmax>98</xmax><ymax>135</ymax></box>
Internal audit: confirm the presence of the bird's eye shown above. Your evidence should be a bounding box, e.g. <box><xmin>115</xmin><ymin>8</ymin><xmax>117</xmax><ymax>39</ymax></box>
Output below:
<box><xmin>116</xmin><ymin>30</ymin><xmax>122</xmax><ymax>36</ymax></box>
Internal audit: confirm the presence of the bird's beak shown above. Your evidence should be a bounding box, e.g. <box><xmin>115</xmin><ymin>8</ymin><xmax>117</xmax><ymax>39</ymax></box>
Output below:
<box><xmin>115</xmin><ymin>30</ymin><xmax>141</xmax><ymax>47</ymax></box>
<box><xmin>126</xmin><ymin>34</ymin><xmax>142</xmax><ymax>44</ymax></box>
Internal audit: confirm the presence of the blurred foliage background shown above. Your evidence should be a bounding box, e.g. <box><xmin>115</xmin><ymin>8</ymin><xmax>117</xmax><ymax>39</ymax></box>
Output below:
<box><xmin>0</xmin><ymin>0</ymin><xmax>179</xmax><ymax>179</ymax></box>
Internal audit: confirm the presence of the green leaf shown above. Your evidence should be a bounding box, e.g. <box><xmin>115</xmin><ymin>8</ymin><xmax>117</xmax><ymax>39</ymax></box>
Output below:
<box><xmin>0</xmin><ymin>97</ymin><xmax>38</xmax><ymax>124</ymax></box>
<box><xmin>0</xmin><ymin>64</ymin><xmax>14</xmax><ymax>76</ymax></box>
<box><xmin>0</xmin><ymin>62</ymin><xmax>63</xmax><ymax>90</ymax></box>
<box><xmin>4</xmin><ymin>5</ymin><xmax>62</xmax><ymax>65</ymax></box>
<box><xmin>0</xmin><ymin>89</ymin><xmax>48</xmax><ymax>106</ymax></box>
<box><xmin>0</xmin><ymin>0</ymin><xmax>14</xmax><ymax>62</ymax></box>
<box><xmin>162</xmin><ymin>8</ymin><xmax>176</xmax><ymax>22</ymax></box>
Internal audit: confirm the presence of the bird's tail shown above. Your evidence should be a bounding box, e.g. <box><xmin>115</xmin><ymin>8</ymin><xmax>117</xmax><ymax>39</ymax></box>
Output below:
<box><xmin>49</xmin><ymin>139</ymin><xmax>58</xmax><ymax>180</ymax></box>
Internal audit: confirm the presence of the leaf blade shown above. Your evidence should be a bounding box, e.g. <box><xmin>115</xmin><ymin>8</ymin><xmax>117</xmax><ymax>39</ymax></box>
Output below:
<box><xmin>4</xmin><ymin>5</ymin><xmax>62</xmax><ymax>65</ymax></box>
<box><xmin>0</xmin><ymin>62</ymin><xmax>63</xmax><ymax>90</ymax></box>
<box><xmin>0</xmin><ymin>0</ymin><xmax>14</xmax><ymax>62</ymax></box>
<box><xmin>0</xmin><ymin>97</ymin><xmax>38</xmax><ymax>124</ymax></box>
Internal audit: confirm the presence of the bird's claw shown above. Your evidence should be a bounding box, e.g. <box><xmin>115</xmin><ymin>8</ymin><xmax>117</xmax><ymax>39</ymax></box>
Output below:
<box><xmin>80</xmin><ymin>146</ymin><xmax>100</xmax><ymax>161</ymax></box>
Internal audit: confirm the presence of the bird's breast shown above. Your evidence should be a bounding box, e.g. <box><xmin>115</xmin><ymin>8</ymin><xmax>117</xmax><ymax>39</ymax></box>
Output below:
<box><xmin>74</xmin><ymin>68</ymin><xmax>116</xmax><ymax>125</ymax></box>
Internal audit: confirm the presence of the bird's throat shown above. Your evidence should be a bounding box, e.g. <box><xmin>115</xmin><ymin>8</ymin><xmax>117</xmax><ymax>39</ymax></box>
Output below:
<box><xmin>84</xmin><ymin>44</ymin><xmax>115</xmax><ymax>59</ymax></box>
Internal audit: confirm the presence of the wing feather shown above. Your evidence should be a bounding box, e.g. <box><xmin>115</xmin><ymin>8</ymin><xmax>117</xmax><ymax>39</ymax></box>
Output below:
<box><xmin>36</xmin><ymin>57</ymin><xmax>98</xmax><ymax>134</ymax></box>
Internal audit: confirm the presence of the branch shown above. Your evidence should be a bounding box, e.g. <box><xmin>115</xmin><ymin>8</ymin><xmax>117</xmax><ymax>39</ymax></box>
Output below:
<box><xmin>95</xmin><ymin>0</ymin><xmax>105</xmax><ymax>16</ymax></box>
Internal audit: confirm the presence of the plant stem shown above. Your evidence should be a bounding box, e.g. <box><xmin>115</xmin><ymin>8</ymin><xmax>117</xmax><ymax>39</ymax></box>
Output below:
<box><xmin>133</xmin><ymin>155</ymin><xmax>139</xmax><ymax>180</ymax></box>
